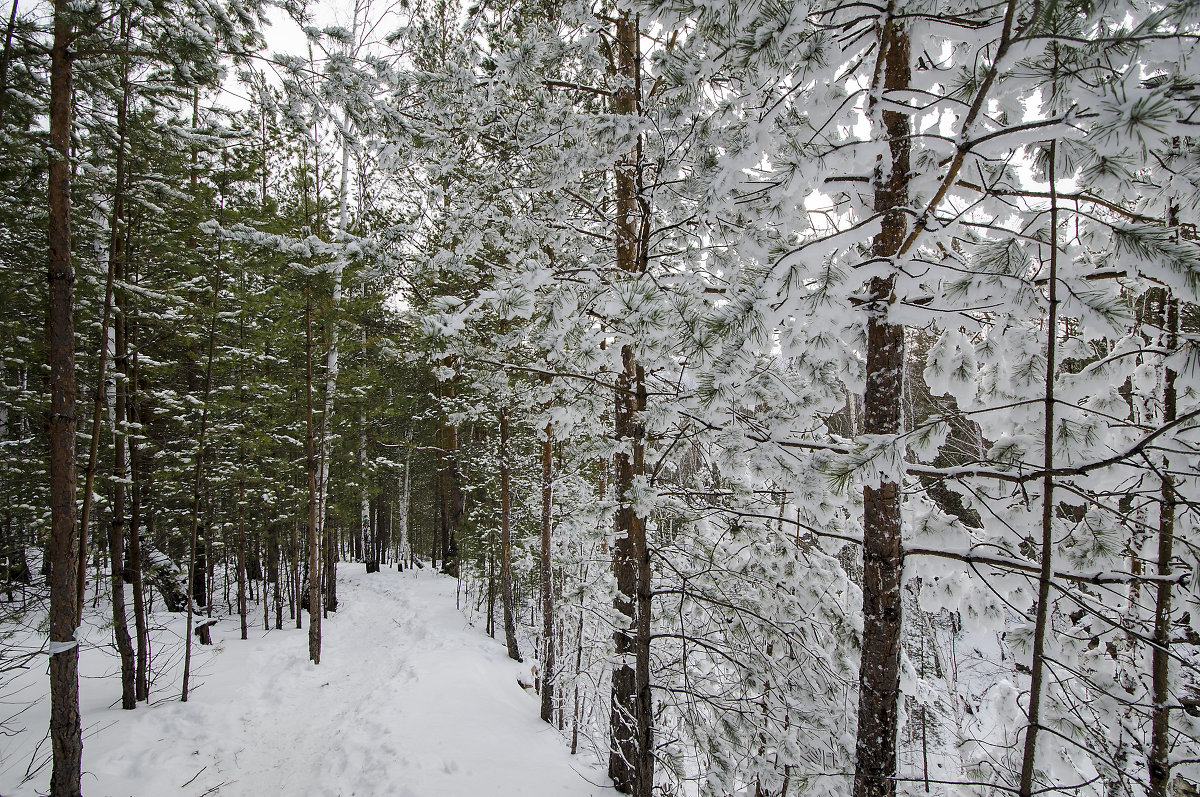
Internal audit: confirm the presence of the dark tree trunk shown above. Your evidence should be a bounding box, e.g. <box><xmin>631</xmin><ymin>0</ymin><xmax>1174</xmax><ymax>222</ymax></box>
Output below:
<box><xmin>237</xmin><ymin>474</ymin><xmax>248</xmax><ymax>640</ymax></box>
<box><xmin>607</xmin><ymin>14</ymin><xmax>653</xmax><ymax>797</ymax></box>
<box><xmin>305</xmin><ymin>289</ymin><xmax>321</xmax><ymax>664</ymax></box>
<box><xmin>540</xmin><ymin>416</ymin><xmax>555</xmax><ymax>724</ymax></box>
<box><xmin>107</xmin><ymin>36</ymin><xmax>136</xmax><ymax>706</ymax></box>
<box><xmin>852</xmin><ymin>15</ymin><xmax>911</xmax><ymax>797</ymax></box>
<box><xmin>0</xmin><ymin>0</ymin><xmax>19</xmax><ymax>126</ymax></box>
<box><xmin>486</xmin><ymin>537</ymin><xmax>496</xmax><ymax>639</ymax></box>
<box><xmin>110</xmin><ymin>283</ymin><xmax>135</xmax><ymax>710</ymax></box>
<box><xmin>181</xmin><ymin>151</ymin><xmax>220</xmax><ymax>700</ymax></box>
<box><xmin>47</xmin><ymin>0</ymin><xmax>83</xmax><ymax>787</ymax></box>
<box><xmin>366</xmin><ymin>494</ymin><xmax>379</xmax><ymax>572</ymax></box>
<box><xmin>1018</xmin><ymin>139</ymin><xmax>1061</xmax><ymax>797</ymax></box>
<box><xmin>126</xmin><ymin>257</ymin><xmax>149</xmax><ymax>701</ymax></box>
<box><xmin>438</xmin><ymin>367</ymin><xmax>461</xmax><ymax>577</ymax></box>
<box><xmin>1147</xmin><ymin>289</ymin><xmax>1178</xmax><ymax>797</ymax></box>
<box><xmin>325</xmin><ymin>517</ymin><xmax>338</xmax><ymax>612</ymax></box>
<box><xmin>499</xmin><ymin>404</ymin><xmax>521</xmax><ymax>662</ymax></box>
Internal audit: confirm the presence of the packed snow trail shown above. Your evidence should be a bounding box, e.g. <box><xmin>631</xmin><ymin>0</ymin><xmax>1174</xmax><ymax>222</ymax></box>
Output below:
<box><xmin>1</xmin><ymin>565</ymin><xmax>612</xmax><ymax>797</ymax></box>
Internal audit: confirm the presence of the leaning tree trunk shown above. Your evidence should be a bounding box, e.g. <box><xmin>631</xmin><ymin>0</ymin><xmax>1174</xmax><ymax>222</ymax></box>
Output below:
<box><xmin>852</xmin><ymin>13</ymin><xmax>911</xmax><ymax>797</ymax></box>
<box><xmin>608</xmin><ymin>13</ymin><xmax>653</xmax><ymax>797</ymax></box>
<box><xmin>47</xmin><ymin>0</ymin><xmax>83</xmax><ymax>787</ymax></box>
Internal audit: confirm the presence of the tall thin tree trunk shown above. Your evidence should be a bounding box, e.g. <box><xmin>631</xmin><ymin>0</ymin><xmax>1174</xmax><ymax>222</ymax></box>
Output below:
<box><xmin>310</xmin><ymin>0</ymin><xmax>359</xmax><ymax>617</ymax></box>
<box><xmin>486</xmin><ymin>533</ymin><xmax>496</xmax><ymax>638</ymax></box>
<box><xmin>1147</xmin><ymin>240</ymin><xmax>1179</xmax><ymax>797</ymax></box>
<box><xmin>325</xmin><ymin>518</ymin><xmax>338</xmax><ymax>612</ymax></box>
<box><xmin>237</xmin><ymin>470</ymin><xmax>248</xmax><ymax>640</ymax></box>
<box><xmin>107</xmin><ymin>13</ymin><xmax>135</xmax><ymax>709</ymax></box>
<box><xmin>499</xmin><ymin>404</ymin><xmax>521</xmax><ymax>661</ymax></box>
<box><xmin>109</xmin><ymin>276</ymin><xmax>135</xmax><ymax>710</ymax></box>
<box><xmin>305</xmin><ymin>288</ymin><xmax>321</xmax><ymax>664</ymax></box>
<box><xmin>608</xmin><ymin>13</ymin><xmax>653</xmax><ymax>797</ymax></box>
<box><xmin>852</xmin><ymin>12</ymin><xmax>910</xmax><ymax>797</ymax></box>
<box><xmin>76</xmin><ymin>176</ymin><xmax>119</xmax><ymax>623</ymax></box>
<box><xmin>47</xmin><ymin>0</ymin><xmax>83</xmax><ymax>787</ymax></box>
<box><xmin>126</xmin><ymin>290</ymin><xmax>149</xmax><ymax>700</ymax></box>
<box><xmin>398</xmin><ymin>447</ymin><xmax>411</xmax><ymax>570</ymax></box>
<box><xmin>439</xmin><ymin>367</ymin><xmax>462</xmax><ymax>577</ymax></box>
<box><xmin>540</xmin><ymin>412</ymin><xmax>555</xmax><ymax>724</ymax></box>
<box><xmin>1017</xmin><ymin>139</ymin><xmax>1061</xmax><ymax>797</ymax></box>
<box><xmin>0</xmin><ymin>0</ymin><xmax>19</xmax><ymax>126</ymax></box>
<box><xmin>181</xmin><ymin>209</ymin><xmax>221</xmax><ymax>702</ymax></box>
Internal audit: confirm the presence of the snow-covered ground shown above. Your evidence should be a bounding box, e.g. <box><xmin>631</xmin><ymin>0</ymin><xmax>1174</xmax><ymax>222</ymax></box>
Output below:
<box><xmin>0</xmin><ymin>565</ymin><xmax>612</xmax><ymax>796</ymax></box>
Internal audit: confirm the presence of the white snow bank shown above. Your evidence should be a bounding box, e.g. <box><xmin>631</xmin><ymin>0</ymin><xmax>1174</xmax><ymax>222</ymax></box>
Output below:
<box><xmin>0</xmin><ymin>565</ymin><xmax>612</xmax><ymax>797</ymax></box>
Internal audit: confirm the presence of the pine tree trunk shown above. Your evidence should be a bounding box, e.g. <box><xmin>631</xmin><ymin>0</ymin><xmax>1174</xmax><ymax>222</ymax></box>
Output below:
<box><xmin>305</xmin><ymin>289</ymin><xmax>321</xmax><ymax>664</ymax></box>
<box><xmin>1017</xmin><ymin>139</ymin><xmax>1061</xmax><ymax>797</ymax></box>
<box><xmin>126</xmin><ymin>267</ymin><xmax>149</xmax><ymax>702</ymax></box>
<box><xmin>539</xmin><ymin>416</ymin><xmax>555</xmax><ymax>724</ymax></box>
<box><xmin>852</xmin><ymin>14</ymin><xmax>910</xmax><ymax>797</ymax></box>
<box><xmin>325</xmin><ymin>520</ymin><xmax>338</xmax><ymax>612</ymax></box>
<box><xmin>486</xmin><ymin>536</ymin><xmax>496</xmax><ymax>638</ymax></box>
<box><xmin>440</xmin><ymin>370</ymin><xmax>462</xmax><ymax>577</ymax></box>
<box><xmin>608</xmin><ymin>14</ymin><xmax>653</xmax><ymax>796</ymax></box>
<box><xmin>107</xmin><ymin>30</ymin><xmax>136</xmax><ymax>707</ymax></box>
<box><xmin>237</xmin><ymin>473</ymin><xmax>248</xmax><ymax>640</ymax></box>
<box><xmin>0</xmin><ymin>0</ymin><xmax>19</xmax><ymax>126</ymax></box>
<box><xmin>1147</xmin><ymin>288</ymin><xmax>1178</xmax><ymax>797</ymax></box>
<box><xmin>47</xmin><ymin>0</ymin><xmax>82</xmax><ymax>786</ymax></box>
<box><xmin>181</xmin><ymin>235</ymin><xmax>220</xmax><ymax>703</ymax></box>
<box><xmin>499</xmin><ymin>404</ymin><xmax>521</xmax><ymax>662</ymax></box>
<box><xmin>110</xmin><ymin>287</ymin><xmax>136</xmax><ymax>710</ymax></box>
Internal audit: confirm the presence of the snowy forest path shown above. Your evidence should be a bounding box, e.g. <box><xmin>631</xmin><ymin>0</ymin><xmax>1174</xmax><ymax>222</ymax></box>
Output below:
<box><xmin>70</xmin><ymin>565</ymin><xmax>611</xmax><ymax>797</ymax></box>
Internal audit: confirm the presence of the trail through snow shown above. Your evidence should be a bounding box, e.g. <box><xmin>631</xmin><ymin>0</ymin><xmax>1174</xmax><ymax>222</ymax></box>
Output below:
<box><xmin>1</xmin><ymin>565</ymin><xmax>612</xmax><ymax>797</ymax></box>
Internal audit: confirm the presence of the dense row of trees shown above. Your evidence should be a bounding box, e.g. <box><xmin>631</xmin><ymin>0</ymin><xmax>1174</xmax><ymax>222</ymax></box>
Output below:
<box><xmin>2</xmin><ymin>0</ymin><xmax>1199</xmax><ymax>796</ymax></box>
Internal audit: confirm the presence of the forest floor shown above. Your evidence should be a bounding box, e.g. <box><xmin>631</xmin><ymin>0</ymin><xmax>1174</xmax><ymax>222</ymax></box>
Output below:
<box><xmin>0</xmin><ymin>564</ymin><xmax>612</xmax><ymax>796</ymax></box>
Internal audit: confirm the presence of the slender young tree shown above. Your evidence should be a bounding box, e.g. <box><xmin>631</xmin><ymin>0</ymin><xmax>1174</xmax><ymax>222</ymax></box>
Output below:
<box><xmin>539</xmin><ymin>400</ymin><xmax>555</xmax><ymax>724</ymax></box>
<box><xmin>498</xmin><ymin>401</ymin><xmax>521</xmax><ymax>662</ymax></box>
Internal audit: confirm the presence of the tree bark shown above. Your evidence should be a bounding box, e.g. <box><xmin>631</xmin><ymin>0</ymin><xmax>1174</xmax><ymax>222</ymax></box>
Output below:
<box><xmin>126</xmin><ymin>261</ymin><xmax>149</xmax><ymax>701</ymax></box>
<box><xmin>539</xmin><ymin>414</ymin><xmax>555</xmax><ymax>724</ymax></box>
<box><xmin>0</xmin><ymin>0</ymin><xmax>19</xmax><ymax>126</ymax></box>
<box><xmin>47</xmin><ymin>0</ymin><xmax>83</xmax><ymax>788</ymax></box>
<box><xmin>608</xmin><ymin>13</ymin><xmax>653</xmax><ymax>797</ymax></box>
<box><xmin>852</xmin><ymin>12</ymin><xmax>910</xmax><ymax>797</ymax></box>
<box><xmin>499</xmin><ymin>403</ymin><xmax>521</xmax><ymax>661</ymax></box>
<box><xmin>110</xmin><ymin>276</ymin><xmax>135</xmax><ymax>710</ymax></box>
<box><xmin>325</xmin><ymin>516</ymin><xmax>338</xmax><ymax>612</ymax></box>
<box><xmin>1147</xmin><ymin>283</ymin><xmax>1178</xmax><ymax>797</ymax></box>
<box><xmin>440</xmin><ymin>368</ymin><xmax>462</xmax><ymax>577</ymax></box>
<box><xmin>1017</xmin><ymin>139</ymin><xmax>1060</xmax><ymax>797</ymax></box>
<box><xmin>181</xmin><ymin>208</ymin><xmax>221</xmax><ymax>702</ymax></box>
<box><xmin>305</xmin><ymin>288</ymin><xmax>322</xmax><ymax>664</ymax></box>
<box><xmin>107</xmin><ymin>15</ymin><xmax>136</xmax><ymax>708</ymax></box>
